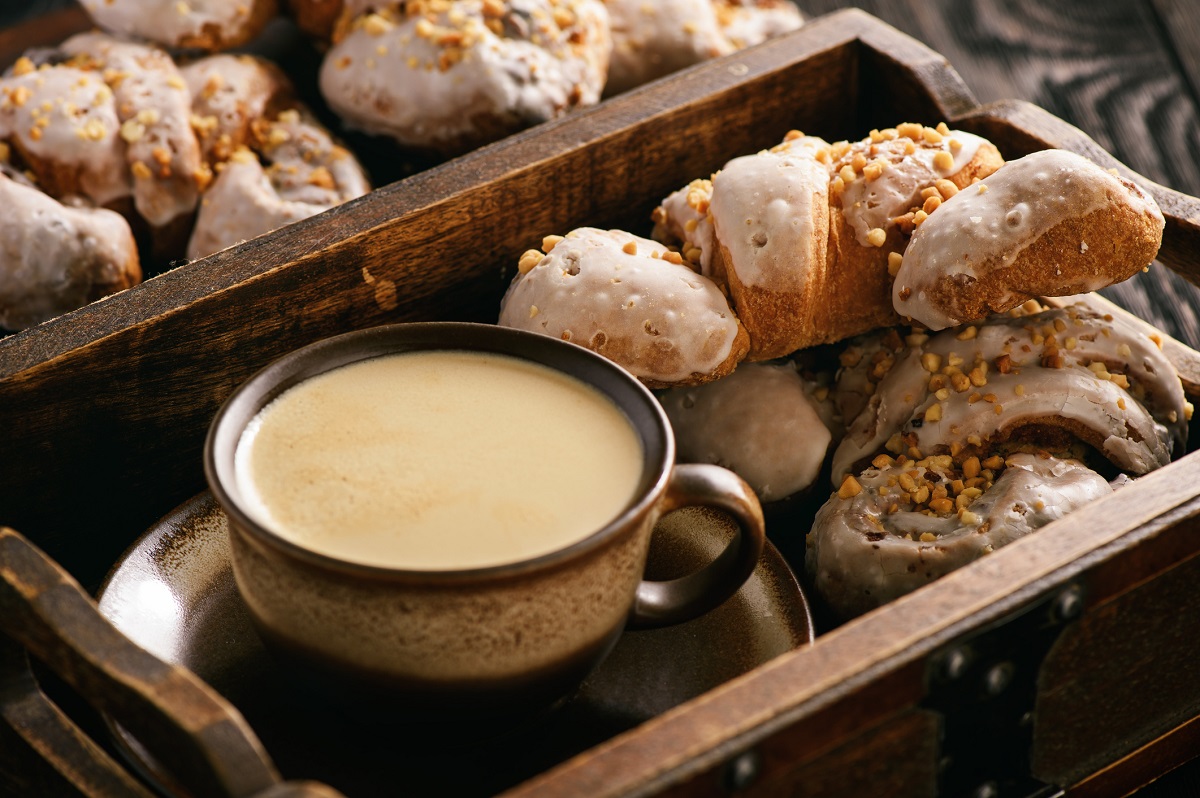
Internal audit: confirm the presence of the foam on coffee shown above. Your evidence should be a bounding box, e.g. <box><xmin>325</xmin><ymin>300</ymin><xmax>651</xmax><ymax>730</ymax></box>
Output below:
<box><xmin>234</xmin><ymin>350</ymin><xmax>645</xmax><ymax>570</ymax></box>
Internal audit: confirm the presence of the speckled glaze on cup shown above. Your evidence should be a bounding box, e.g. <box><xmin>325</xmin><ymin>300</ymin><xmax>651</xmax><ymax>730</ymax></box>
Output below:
<box><xmin>204</xmin><ymin>323</ymin><xmax>765</xmax><ymax>717</ymax></box>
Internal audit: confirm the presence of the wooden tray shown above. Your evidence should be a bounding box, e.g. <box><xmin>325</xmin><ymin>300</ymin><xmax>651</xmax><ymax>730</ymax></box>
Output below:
<box><xmin>4</xmin><ymin>8</ymin><xmax>1200</xmax><ymax>797</ymax></box>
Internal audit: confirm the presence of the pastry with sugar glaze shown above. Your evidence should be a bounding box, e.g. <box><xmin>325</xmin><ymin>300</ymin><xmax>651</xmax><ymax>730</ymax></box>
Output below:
<box><xmin>659</xmin><ymin>362</ymin><xmax>833</xmax><ymax>502</ymax></box>
<box><xmin>183</xmin><ymin>55</ymin><xmax>371</xmax><ymax>258</ymax></box>
<box><xmin>0</xmin><ymin>169</ymin><xmax>141</xmax><ymax>330</ymax></box>
<box><xmin>653</xmin><ymin>124</ymin><xmax>1004</xmax><ymax>360</ymax></box>
<box><xmin>316</xmin><ymin>0</ymin><xmax>611</xmax><ymax>155</ymax></box>
<box><xmin>807</xmin><ymin>452</ymin><xmax>1112</xmax><ymax>619</ymax></box>
<box><xmin>894</xmin><ymin>149</ymin><xmax>1165</xmax><ymax>330</ymax></box>
<box><xmin>78</xmin><ymin>0</ymin><xmax>279</xmax><ymax>51</ymax></box>
<box><xmin>831</xmin><ymin>303</ymin><xmax>1188</xmax><ymax>484</ymax></box>
<box><xmin>498</xmin><ymin>228</ymin><xmax>749</xmax><ymax>387</ymax></box>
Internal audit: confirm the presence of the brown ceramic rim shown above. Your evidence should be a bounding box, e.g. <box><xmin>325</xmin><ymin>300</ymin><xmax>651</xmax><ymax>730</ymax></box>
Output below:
<box><xmin>204</xmin><ymin>322</ymin><xmax>674</xmax><ymax>585</ymax></box>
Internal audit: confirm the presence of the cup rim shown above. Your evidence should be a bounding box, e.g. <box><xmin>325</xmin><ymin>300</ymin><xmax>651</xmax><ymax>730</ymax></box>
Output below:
<box><xmin>204</xmin><ymin>321</ymin><xmax>675</xmax><ymax>583</ymax></box>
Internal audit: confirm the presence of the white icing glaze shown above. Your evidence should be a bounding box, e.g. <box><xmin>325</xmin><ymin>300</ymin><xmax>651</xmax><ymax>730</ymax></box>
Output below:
<box><xmin>79</xmin><ymin>0</ymin><xmax>272</xmax><ymax>49</ymax></box>
<box><xmin>831</xmin><ymin>304</ymin><xmax>1188</xmax><ymax>482</ymax></box>
<box><xmin>61</xmin><ymin>33</ymin><xmax>204</xmax><ymax>228</ymax></box>
<box><xmin>714</xmin><ymin>0</ymin><xmax>803</xmax><ymax>49</ymax></box>
<box><xmin>894</xmin><ymin>149</ymin><xmax>1165</xmax><ymax>329</ymax></box>
<box><xmin>182</xmin><ymin>54</ymin><xmax>286</xmax><ymax>162</ymax></box>
<box><xmin>0</xmin><ymin>172</ymin><xmax>139</xmax><ymax>330</ymax></box>
<box><xmin>709</xmin><ymin>148</ymin><xmax>828</xmax><ymax>289</ymax></box>
<box><xmin>187</xmin><ymin>114</ymin><xmax>370</xmax><ymax>259</ymax></box>
<box><xmin>658</xmin><ymin>362</ymin><xmax>831</xmax><ymax>501</ymax></box>
<box><xmin>837</xmin><ymin>130</ymin><xmax>987</xmax><ymax>247</ymax></box>
<box><xmin>807</xmin><ymin>453</ymin><xmax>1111</xmax><ymax>619</ymax></box>
<box><xmin>319</xmin><ymin>0</ymin><xmax>610</xmax><ymax>151</ymax></box>
<box><xmin>0</xmin><ymin>67</ymin><xmax>131</xmax><ymax>207</ymax></box>
<box><xmin>604</xmin><ymin>0</ymin><xmax>729</xmax><ymax>95</ymax></box>
<box><xmin>498</xmin><ymin>227</ymin><xmax>742</xmax><ymax>384</ymax></box>
<box><xmin>652</xmin><ymin>178</ymin><xmax>714</xmax><ymax>275</ymax></box>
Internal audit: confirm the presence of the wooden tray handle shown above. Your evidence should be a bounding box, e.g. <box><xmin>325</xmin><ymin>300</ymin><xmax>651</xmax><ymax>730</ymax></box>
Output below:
<box><xmin>951</xmin><ymin>98</ymin><xmax>1200</xmax><ymax>288</ymax></box>
<box><xmin>0</xmin><ymin>527</ymin><xmax>344</xmax><ymax>798</ymax></box>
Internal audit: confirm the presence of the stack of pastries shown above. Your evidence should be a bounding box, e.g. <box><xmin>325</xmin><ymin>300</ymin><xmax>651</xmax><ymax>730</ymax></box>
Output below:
<box><xmin>0</xmin><ymin>33</ymin><xmax>369</xmax><ymax>330</ymax></box>
<box><xmin>497</xmin><ymin>122</ymin><xmax>1189</xmax><ymax>619</ymax></box>
<box><xmin>75</xmin><ymin>0</ymin><xmax>802</xmax><ymax>156</ymax></box>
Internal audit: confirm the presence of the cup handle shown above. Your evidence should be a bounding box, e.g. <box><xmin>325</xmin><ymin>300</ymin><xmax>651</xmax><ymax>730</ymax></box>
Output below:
<box><xmin>627</xmin><ymin>464</ymin><xmax>766</xmax><ymax>630</ymax></box>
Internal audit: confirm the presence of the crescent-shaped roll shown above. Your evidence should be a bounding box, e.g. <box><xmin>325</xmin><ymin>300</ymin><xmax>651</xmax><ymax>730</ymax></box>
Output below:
<box><xmin>831</xmin><ymin>303</ymin><xmax>1189</xmax><ymax>483</ymax></box>
<box><xmin>498</xmin><ymin>228</ymin><xmax>749</xmax><ymax>387</ymax></box>
<box><xmin>807</xmin><ymin>453</ymin><xmax>1112</xmax><ymax>619</ymax></box>
<box><xmin>686</xmin><ymin>124</ymin><xmax>1003</xmax><ymax>360</ymax></box>
<box><xmin>658</xmin><ymin>362</ymin><xmax>833</xmax><ymax>501</ymax></box>
<box><xmin>893</xmin><ymin>149</ymin><xmax>1165</xmax><ymax>330</ymax></box>
<box><xmin>0</xmin><ymin>171</ymin><xmax>141</xmax><ymax>330</ymax></box>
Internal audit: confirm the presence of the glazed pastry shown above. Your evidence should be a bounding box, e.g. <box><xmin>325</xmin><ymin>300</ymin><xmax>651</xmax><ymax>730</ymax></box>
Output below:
<box><xmin>78</xmin><ymin>0</ymin><xmax>279</xmax><ymax>51</ymax></box>
<box><xmin>603</xmin><ymin>0</ymin><xmax>803</xmax><ymax>95</ymax></box>
<box><xmin>0</xmin><ymin>170</ymin><xmax>141</xmax><ymax>330</ymax></box>
<box><xmin>692</xmin><ymin>125</ymin><xmax>1004</xmax><ymax>360</ymax></box>
<box><xmin>317</xmin><ymin>0</ymin><xmax>611</xmax><ymax>155</ymax></box>
<box><xmin>893</xmin><ymin>149</ymin><xmax>1165</xmax><ymax>329</ymax></box>
<box><xmin>658</xmin><ymin>362</ymin><xmax>832</xmax><ymax>501</ymax></box>
<box><xmin>498</xmin><ymin>228</ymin><xmax>749</xmax><ymax>387</ymax></box>
<box><xmin>831</xmin><ymin>303</ymin><xmax>1190</xmax><ymax>483</ymax></box>
<box><xmin>50</xmin><ymin>33</ymin><xmax>209</xmax><ymax>231</ymax></box>
<box><xmin>806</xmin><ymin>452</ymin><xmax>1112</xmax><ymax>619</ymax></box>
<box><xmin>715</xmin><ymin>0</ymin><xmax>804</xmax><ymax>48</ymax></box>
<box><xmin>183</xmin><ymin>55</ymin><xmax>371</xmax><ymax>258</ymax></box>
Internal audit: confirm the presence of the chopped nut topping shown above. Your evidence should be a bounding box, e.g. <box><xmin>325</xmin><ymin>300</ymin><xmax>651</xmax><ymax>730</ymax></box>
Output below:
<box><xmin>518</xmin><ymin>249</ymin><xmax>543</xmax><ymax>274</ymax></box>
<box><xmin>838</xmin><ymin>475</ymin><xmax>863</xmax><ymax>499</ymax></box>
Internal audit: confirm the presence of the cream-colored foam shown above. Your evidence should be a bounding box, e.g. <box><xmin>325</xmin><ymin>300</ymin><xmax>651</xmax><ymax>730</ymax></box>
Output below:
<box><xmin>235</xmin><ymin>350</ymin><xmax>644</xmax><ymax>570</ymax></box>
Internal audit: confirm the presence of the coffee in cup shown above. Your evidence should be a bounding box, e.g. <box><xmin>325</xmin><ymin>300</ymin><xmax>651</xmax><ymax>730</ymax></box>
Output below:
<box><xmin>205</xmin><ymin>322</ymin><xmax>765</xmax><ymax>717</ymax></box>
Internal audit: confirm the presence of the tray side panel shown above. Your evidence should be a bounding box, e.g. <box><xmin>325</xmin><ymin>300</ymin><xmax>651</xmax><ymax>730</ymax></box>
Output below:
<box><xmin>1033</xmin><ymin>522</ymin><xmax>1200</xmax><ymax>786</ymax></box>
<box><xmin>0</xmin><ymin>30</ymin><xmax>864</xmax><ymax>590</ymax></box>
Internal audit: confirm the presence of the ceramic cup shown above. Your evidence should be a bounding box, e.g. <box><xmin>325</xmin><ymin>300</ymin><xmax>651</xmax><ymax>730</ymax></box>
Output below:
<box><xmin>204</xmin><ymin>322</ymin><xmax>765</xmax><ymax>718</ymax></box>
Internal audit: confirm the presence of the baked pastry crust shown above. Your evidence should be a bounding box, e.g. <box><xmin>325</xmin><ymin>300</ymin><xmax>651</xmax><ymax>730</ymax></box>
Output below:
<box><xmin>894</xmin><ymin>149</ymin><xmax>1165</xmax><ymax>329</ymax></box>
<box><xmin>498</xmin><ymin>228</ymin><xmax>749</xmax><ymax>387</ymax></box>
<box><xmin>78</xmin><ymin>0</ymin><xmax>279</xmax><ymax>51</ymax></box>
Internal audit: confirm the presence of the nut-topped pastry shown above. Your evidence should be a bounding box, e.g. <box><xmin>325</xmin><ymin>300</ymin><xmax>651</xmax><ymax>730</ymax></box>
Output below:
<box><xmin>659</xmin><ymin>361</ymin><xmax>834</xmax><ymax>502</ymax></box>
<box><xmin>498</xmin><ymin>228</ymin><xmax>749</xmax><ymax>387</ymax></box>
<box><xmin>807</xmin><ymin>452</ymin><xmax>1112</xmax><ymax>619</ymax></box>
<box><xmin>603</xmin><ymin>0</ymin><xmax>803</xmax><ymax>95</ymax></box>
<box><xmin>652</xmin><ymin>124</ymin><xmax>1005</xmax><ymax>361</ymax></box>
<box><xmin>0</xmin><ymin>167</ymin><xmax>141</xmax><ymax>331</ymax></box>
<box><xmin>893</xmin><ymin>149</ymin><xmax>1165</xmax><ymax>329</ymax></box>
<box><xmin>831</xmin><ymin>303</ymin><xmax>1189</xmax><ymax>483</ymax></box>
<box><xmin>77</xmin><ymin>0</ymin><xmax>279</xmax><ymax>51</ymax></box>
<box><xmin>317</xmin><ymin>0</ymin><xmax>612</xmax><ymax>155</ymax></box>
<box><xmin>183</xmin><ymin>54</ymin><xmax>371</xmax><ymax>258</ymax></box>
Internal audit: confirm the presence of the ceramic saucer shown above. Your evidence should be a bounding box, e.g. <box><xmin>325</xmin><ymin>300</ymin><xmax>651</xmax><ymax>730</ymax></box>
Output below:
<box><xmin>98</xmin><ymin>493</ymin><xmax>813</xmax><ymax>797</ymax></box>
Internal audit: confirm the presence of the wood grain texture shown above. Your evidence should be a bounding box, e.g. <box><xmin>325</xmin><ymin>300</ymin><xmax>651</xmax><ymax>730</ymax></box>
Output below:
<box><xmin>0</xmin><ymin>528</ymin><xmax>291</xmax><ymax>798</ymax></box>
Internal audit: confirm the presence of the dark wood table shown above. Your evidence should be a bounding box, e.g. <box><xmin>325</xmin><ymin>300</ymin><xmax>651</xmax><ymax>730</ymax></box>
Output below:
<box><xmin>2</xmin><ymin>1</ymin><xmax>1199</xmax><ymax>796</ymax></box>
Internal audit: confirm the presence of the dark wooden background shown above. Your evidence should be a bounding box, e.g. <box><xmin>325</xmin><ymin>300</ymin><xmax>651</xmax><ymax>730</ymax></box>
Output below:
<box><xmin>3</xmin><ymin>1</ymin><xmax>1200</xmax><ymax>795</ymax></box>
